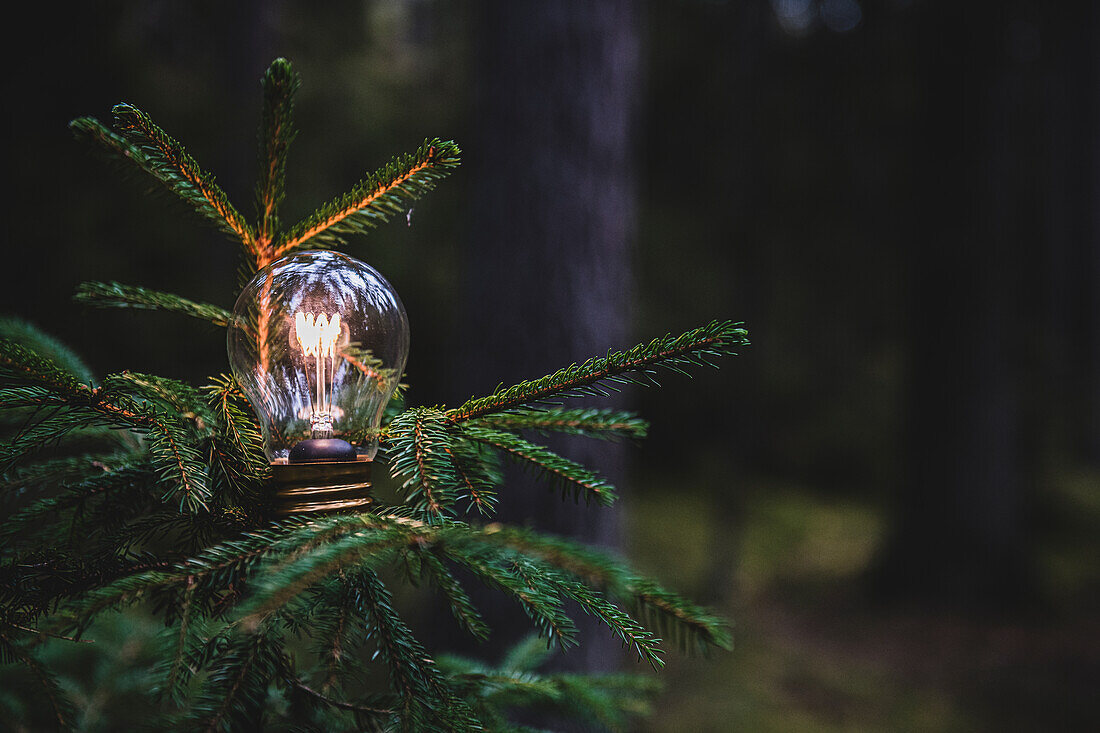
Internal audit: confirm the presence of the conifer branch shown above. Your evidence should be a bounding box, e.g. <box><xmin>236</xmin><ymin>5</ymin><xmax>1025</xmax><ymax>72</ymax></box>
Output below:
<box><xmin>255</xmin><ymin>58</ymin><xmax>300</xmax><ymax>256</ymax></box>
<box><xmin>1</xmin><ymin>461</ymin><xmax>151</xmax><ymax>545</ymax></box>
<box><xmin>71</xmin><ymin>515</ymin><xmax>388</xmax><ymax>627</ymax></box>
<box><xmin>0</xmin><ymin>347</ymin><xmax>212</xmax><ymax>510</ymax></box>
<box><xmin>418</xmin><ymin>549</ymin><xmax>490</xmax><ymax>641</ymax></box>
<box><xmin>0</xmin><ymin>318</ymin><xmax>96</xmax><ymax>386</ymax></box>
<box><xmin>348</xmin><ymin>569</ymin><xmax>480</xmax><ymax>730</ymax></box>
<box><xmin>67</xmin><ymin>519</ymin><xmax>308</xmax><ymax>625</ymax></box>
<box><xmin>0</xmin><ymin>454</ymin><xmax>117</xmax><ymax>501</ymax></box>
<box><xmin>238</xmin><ymin>528</ymin><xmax>408</xmax><ymax>626</ymax></box>
<box><xmin>439</xmin><ymin>642</ymin><xmax>662</xmax><ymax>730</ymax></box>
<box><xmin>0</xmin><ymin>386</ymin><xmax>70</xmax><ymax>410</ymax></box>
<box><xmin>67</xmin><ymin>571</ymin><xmax>176</xmax><ymax>630</ymax></box>
<box><xmin>307</xmin><ymin>579</ymin><xmax>356</xmax><ymax>692</ymax></box>
<box><xmin>110</xmin><ymin>103</ymin><xmax>257</xmax><ymax>252</ymax></box>
<box><xmin>471</xmin><ymin>407</ymin><xmax>649</xmax><ymax>442</ymax></box>
<box><xmin>285</xmin><ymin>675</ymin><xmax>394</xmax><ymax>717</ymax></box>
<box><xmin>446</xmin><ymin>439</ymin><xmax>500</xmax><ymax>516</ymax></box>
<box><xmin>0</xmin><ymin>385</ymin><xmax>206</xmax><ymax>510</ymax></box>
<box><xmin>475</xmin><ymin>527</ymin><xmax>732</xmax><ymax>654</ymax></box>
<box><xmin>0</xmin><ymin>629</ymin><xmax>73</xmax><ymax>730</ymax></box>
<box><xmin>386</xmin><ymin>408</ymin><xmax>462</xmax><ymax>518</ymax></box>
<box><xmin>108</xmin><ymin>372</ymin><xmax>212</xmax><ymax>421</ymax></box>
<box><xmin>443</xmin><ymin>548</ymin><xmax>579</xmax><ymax>650</ymax></box>
<box><xmin>69</xmin><ymin>114</ymin><xmax>159</xmax><ymax>192</ymax></box>
<box><xmin>463</xmin><ymin>425</ymin><xmax>617</xmax><ymax>506</ymax></box>
<box><xmin>190</xmin><ymin>630</ymin><xmax>279</xmax><ymax>733</ymax></box>
<box><xmin>448</xmin><ymin>320</ymin><xmax>749</xmax><ymax>421</ymax></box>
<box><xmin>274</xmin><ymin>138</ymin><xmax>461</xmax><ymax>255</ymax></box>
<box><xmin>104</xmin><ymin>392</ymin><xmax>210</xmax><ymax>514</ymax></box>
<box><xmin>0</xmin><ymin>338</ymin><xmax>89</xmax><ymax>395</ymax></box>
<box><xmin>69</xmin><ymin>114</ymin><xmax>135</xmax><ymax>159</ymax></box>
<box><xmin>163</xmin><ymin>575</ymin><xmax>197</xmax><ymax>704</ymax></box>
<box><xmin>1</xmin><ymin>413</ymin><xmax>108</xmax><ymax>472</ymax></box>
<box><xmin>74</xmin><ymin>281</ymin><xmax>232</xmax><ymax>328</ymax></box>
<box><xmin>203</xmin><ymin>375</ymin><xmax>267</xmax><ymax>498</ymax></box>
<box><xmin>544</xmin><ymin>572</ymin><xmax>665</xmax><ymax>669</ymax></box>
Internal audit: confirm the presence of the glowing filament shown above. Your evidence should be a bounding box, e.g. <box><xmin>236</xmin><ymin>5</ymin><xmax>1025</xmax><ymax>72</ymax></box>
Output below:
<box><xmin>295</xmin><ymin>312</ymin><xmax>342</xmax><ymax>358</ymax></box>
<box><xmin>294</xmin><ymin>311</ymin><xmax>343</xmax><ymax>436</ymax></box>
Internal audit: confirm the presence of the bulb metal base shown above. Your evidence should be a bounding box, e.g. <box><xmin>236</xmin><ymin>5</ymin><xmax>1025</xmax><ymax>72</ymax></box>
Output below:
<box><xmin>268</xmin><ymin>457</ymin><xmax>372</xmax><ymax>515</ymax></box>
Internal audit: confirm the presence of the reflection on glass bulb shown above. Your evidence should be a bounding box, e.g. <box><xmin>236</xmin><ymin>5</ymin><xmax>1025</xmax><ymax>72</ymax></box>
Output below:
<box><xmin>227</xmin><ymin>251</ymin><xmax>409</xmax><ymax>466</ymax></box>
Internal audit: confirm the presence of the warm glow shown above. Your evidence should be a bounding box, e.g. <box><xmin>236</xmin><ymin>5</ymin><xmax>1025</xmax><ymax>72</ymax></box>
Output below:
<box><xmin>295</xmin><ymin>311</ymin><xmax>342</xmax><ymax>358</ymax></box>
<box><xmin>294</xmin><ymin>311</ymin><xmax>343</xmax><ymax>437</ymax></box>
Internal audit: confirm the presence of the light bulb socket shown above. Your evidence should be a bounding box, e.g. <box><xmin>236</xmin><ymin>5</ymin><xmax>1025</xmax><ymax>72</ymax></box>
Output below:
<box><xmin>267</xmin><ymin>457</ymin><xmax>372</xmax><ymax>516</ymax></box>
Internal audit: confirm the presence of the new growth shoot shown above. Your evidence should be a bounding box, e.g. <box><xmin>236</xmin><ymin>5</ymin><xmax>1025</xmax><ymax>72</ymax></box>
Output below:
<box><xmin>294</xmin><ymin>311</ymin><xmax>342</xmax><ymax>437</ymax></box>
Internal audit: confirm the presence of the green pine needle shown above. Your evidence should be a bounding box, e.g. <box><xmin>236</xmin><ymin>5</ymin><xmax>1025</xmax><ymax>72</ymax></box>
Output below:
<box><xmin>347</xmin><ymin>568</ymin><xmax>481</xmax><ymax>730</ymax></box>
<box><xmin>463</xmin><ymin>425</ymin><xmax>618</xmax><ymax>506</ymax></box>
<box><xmin>110</xmin><ymin>103</ymin><xmax>257</xmax><ymax>253</ymax></box>
<box><xmin>0</xmin><ymin>338</ymin><xmax>89</xmax><ymax>395</ymax></box>
<box><xmin>385</xmin><ymin>408</ymin><xmax>464</xmax><ymax>518</ymax></box>
<box><xmin>470</xmin><ymin>407</ymin><xmax>649</xmax><ymax>442</ymax></box>
<box><xmin>255</xmin><ymin>58</ymin><xmax>300</xmax><ymax>249</ymax></box>
<box><xmin>275</xmin><ymin>138</ymin><xmax>461</xmax><ymax>254</ymax></box>
<box><xmin>0</xmin><ymin>628</ymin><xmax>74</xmax><ymax>731</ymax></box>
<box><xmin>74</xmin><ymin>281</ymin><xmax>232</xmax><ymax>328</ymax></box>
<box><xmin>448</xmin><ymin>320</ymin><xmax>749</xmax><ymax>421</ymax></box>
<box><xmin>444</xmin><ymin>547</ymin><xmax>580</xmax><ymax>652</ymax></box>
<box><xmin>1</xmin><ymin>460</ymin><xmax>151</xmax><ymax>546</ymax></box>
<box><xmin>186</xmin><ymin>628</ymin><xmax>281</xmax><ymax>732</ymax></box>
<box><xmin>0</xmin><ymin>318</ymin><xmax>96</xmax><ymax>386</ymax></box>
<box><xmin>439</xmin><ymin>637</ymin><xmax>663</xmax><ymax>730</ymax></box>
<box><xmin>203</xmin><ymin>375</ymin><xmax>268</xmax><ymax>503</ymax></box>
<box><xmin>417</xmin><ymin>549</ymin><xmax>491</xmax><ymax>641</ymax></box>
<box><xmin>473</xmin><ymin>526</ymin><xmax>732</xmax><ymax>655</ymax></box>
<box><xmin>237</xmin><ymin>527</ymin><xmax>409</xmax><ymax>626</ymax></box>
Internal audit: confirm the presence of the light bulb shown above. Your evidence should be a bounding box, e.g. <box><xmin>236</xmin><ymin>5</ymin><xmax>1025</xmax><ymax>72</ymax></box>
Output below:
<box><xmin>227</xmin><ymin>250</ymin><xmax>409</xmax><ymax>513</ymax></box>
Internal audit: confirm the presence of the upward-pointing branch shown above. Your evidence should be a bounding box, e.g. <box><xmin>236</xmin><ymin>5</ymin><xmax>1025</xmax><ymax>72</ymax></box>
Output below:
<box><xmin>273</xmin><ymin>139</ymin><xmax>461</xmax><ymax>257</ymax></box>
<box><xmin>254</xmin><ymin>58</ymin><xmax>300</xmax><ymax>263</ymax></box>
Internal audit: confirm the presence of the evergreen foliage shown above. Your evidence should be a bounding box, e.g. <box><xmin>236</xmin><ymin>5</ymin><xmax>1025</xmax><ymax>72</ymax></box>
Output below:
<box><xmin>73</xmin><ymin>282</ymin><xmax>233</xmax><ymax>328</ymax></box>
<box><xmin>1</xmin><ymin>58</ymin><xmax>748</xmax><ymax>730</ymax></box>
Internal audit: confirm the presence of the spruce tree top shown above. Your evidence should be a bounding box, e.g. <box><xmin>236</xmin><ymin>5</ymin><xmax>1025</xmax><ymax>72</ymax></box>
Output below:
<box><xmin>0</xmin><ymin>58</ymin><xmax>748</xmax><ymax>731</ymax></box>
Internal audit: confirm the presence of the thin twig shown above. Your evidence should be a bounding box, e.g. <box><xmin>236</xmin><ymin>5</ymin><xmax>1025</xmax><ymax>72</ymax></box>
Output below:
<box><xmin>290</xmin><ymin>677</ymin><xmax>394</xmax><ymax>716</ymax></box>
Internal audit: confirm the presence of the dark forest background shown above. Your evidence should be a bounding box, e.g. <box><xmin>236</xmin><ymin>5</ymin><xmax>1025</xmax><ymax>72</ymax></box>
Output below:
<box><xmin>3</xmin><ymin>1</ymin><xmax>1098</xmax><ymax>730</ymax></box>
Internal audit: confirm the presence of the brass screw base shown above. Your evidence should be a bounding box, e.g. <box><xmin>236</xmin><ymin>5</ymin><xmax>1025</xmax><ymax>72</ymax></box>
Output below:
<box><xmin>268</xmin><ymin>458</ymin><xmax>372</xmax><ymax>515</ymax></box>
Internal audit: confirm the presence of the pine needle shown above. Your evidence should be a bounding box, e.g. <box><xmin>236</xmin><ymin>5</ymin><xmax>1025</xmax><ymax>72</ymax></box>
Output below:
<box><xmin>448</xmin><ymin>320</ymin><xmax>749</xmax><ymax>421</ymax></box>
<box><xmin>470</xmin><ymin>407</ymin><xmax>649</xmax><ymax>442</ymax></box>
<box><xmin>74</xmin><ymin>281</ymin><xmax>232</xmax><ymax>327</ymax></box>
<box><xmin>110</xmin><ymin>103</ymin><xmax>256</xmax><ymax>253</ymax></box>
<box><xmin>463</xmin><ymin>425</ymin><xmax>618</xmax><ymax>506</ymax></box>
<box><xmin>254</xmin><ymin>58</ymin><xmax>300</xmax><ymax>256</ymax></box>
<box><xmin>274</xmin><ymin>138</ymin><xmax>461</xmax><ymax>255</ymax></box>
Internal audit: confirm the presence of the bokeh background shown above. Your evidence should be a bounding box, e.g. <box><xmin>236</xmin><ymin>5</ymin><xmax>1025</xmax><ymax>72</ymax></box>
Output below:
<box><xmin>3</xmin><ymin>1</ymin><xmax>1098</xmax><ymax>730</ymax></box>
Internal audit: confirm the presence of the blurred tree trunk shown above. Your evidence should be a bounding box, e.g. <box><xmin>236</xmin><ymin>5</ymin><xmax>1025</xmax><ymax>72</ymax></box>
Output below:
<box><xmin>1083</xmin><ymin>4</ymin><xmax>1100</xmax><ymax>466</ymax></box>
<box><xmin>449</xmin><ymin>0</ymin><xmax>640</xmax><ymax>674</ymax></box>
<box><xmin>873</xmin><ymin>1</ymin><xmax>1041</xmax><ymax>607</ymax></box>
<box><xmin>1039</xmin><ymin>2</ymin><xmax>1100</xmax><ymax>466</ymax></box>
<box><xmin>694</xmin><ymin>0</ymin><xmax>772</xmax><ymax>607</ymax></box>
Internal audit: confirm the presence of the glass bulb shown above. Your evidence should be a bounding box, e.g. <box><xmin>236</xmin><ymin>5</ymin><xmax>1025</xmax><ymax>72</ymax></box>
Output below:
<box><xmin>227</xmin><ymin>251</ymin><xmax>409</xmax><ymax>464</ymax></box>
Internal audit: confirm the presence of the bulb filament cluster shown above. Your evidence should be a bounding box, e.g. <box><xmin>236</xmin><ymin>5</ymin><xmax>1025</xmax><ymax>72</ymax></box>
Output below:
<box><xmin>295</xmin><ymin>311</ymin><xmax>343</xmax><ymax>437</ymax></box>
